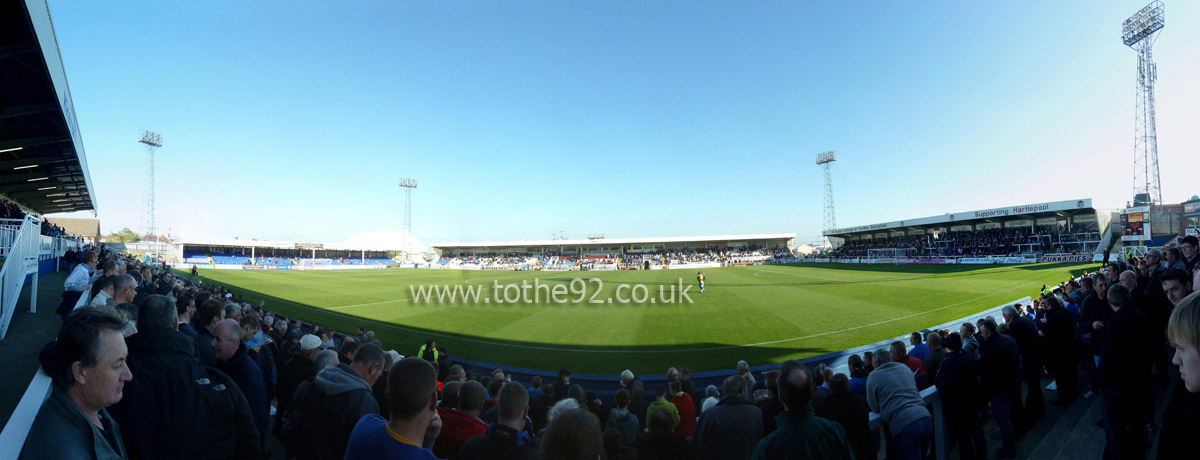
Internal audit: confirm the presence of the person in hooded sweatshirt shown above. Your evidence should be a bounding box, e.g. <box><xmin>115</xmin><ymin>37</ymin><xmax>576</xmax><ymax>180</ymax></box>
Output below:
<box><xmin>288</xmin><ymin>343</ymin><xmax>385</xmax><ymax>460</ymax></box>
<box><xmin>607</xmin><ymin>389</ymin><xmax>641</xmax><ymax>458</ymax></box>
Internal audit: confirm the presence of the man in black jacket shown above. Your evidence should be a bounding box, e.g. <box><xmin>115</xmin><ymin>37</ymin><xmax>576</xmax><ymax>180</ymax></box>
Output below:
<box><xmin>1098</xmin><ymin>284</ymin><xmax>1150</xmax><ymax>460</ymax></box>
<box><xmin>213</xmin><ymin>319</ymin><xmax>270</xmax><ymax>452</ymax></box>
<box><xmin>287</xmin><ymin>344</ymin><xmax>385</xmax><ymax>460</ymax></box>
<box><xmin>979</xmin><ymin>318</ymin><xmax>1020</xmax><ymax>457</ymax></box>
<box><xmin>1004</xmin><ymin>303</ymin><xmax>1045</xmax><ymax>421</ymax></box>
<box><xmin>109</xmin><ymin>295</ymin><xmax>260</xmax><ymax>460</ymax></box>
<box><xmin>193</xmin><ymin>298</ymin><xmax>225</xmax><ymax>367</ymax></box>
<box><xmin>275</xmin><ymin>333</ymin><xmax>322</xmax><ymax>438</ymax></box>
<box><xmin>814</xmin><ymin>373</ymin><xmax>873</xmax><ymax>460</ymax></box>
<box><xmin>934</xmin><ymin>332</ymin><xmax>987</xmax><ymax>460</ymax></box>
<box><xmin>459</xmin><ymin>382</ymin><xmax>539</xmax><ymax>460</ymax></box>
<box><xmin>690</xmin><ymin>374</ymin><xmax>763</xmax><ymax>460</ymax></box>
<box><xmin>1040</xmin><ymin>294</ymin><xmax>1080</xmax><ymax>405</ymax></box>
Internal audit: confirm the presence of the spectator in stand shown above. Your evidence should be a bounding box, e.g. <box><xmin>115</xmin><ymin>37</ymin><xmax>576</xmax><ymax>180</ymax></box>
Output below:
<box><xmin>88</xmin><ymin>275</ymin><xmax>118</xmax><ymax>314</ymax></box>
<box><xmin>435</xmin><ymin>380</ymin><xmax>488</xmax><ymax>459</ymax></box>
<box><xmin>620</xmin><ymin>369</ymin><xmax>642</xmax><ymax>391</ymax></box>
<box><xmin>960</xmin><ymin>322</ymin><xmax>981</xmax><ymax>361</ymax></box>
<box><xmin>629</xmin><ymin>386</ymin><xmax>651</xmax><ymax>431</ymax></box>
<box><xmin>814</xmin><ymin>373</ymin><xmax>872</xmax><ymax>460</ymax></box>
<box><xmin>607</xmin><ymin>389</ymin><xmax>640</xmax><ymax>457</ymax></box>
<box><xmin>755</xmin><ymin>361</ymin><xmax>855</xmax><ymax>460</ymax></box>
<box><xmin>647</xmin><ymin>384</ymin><xmax>680</xmax><ymax>428</ymax></box>
<box><xmin>1080</xmin><ymin>273</ymin><xmax>1112</xmax><ymax>399</ymax></box>
<box><xmin>437</xmin><ymin>347</ymin><xmax>452</xmax><ymax>382</ymax></box>
<box><xmin>1040</xmin><ymin>294</ymin><xmax>1079</xmax><ymax>406</ymax></box>
<box><xmin>56</xmin><ymin>250</ymin><xmax>97</xmax><ymax>319</ymax></box>
<box><xmin>691</xmin><ymin>375</ymin><xmax>763</xmax><ymax>460</ymax></box>
<box><xmin>908</xmin><ymin>332</ymin><xmax>930</xmax><ymax>362</ymax></box>
<box><xmin>276</xmin><ymin>334</ymin><xmax>322</xmax><ymax>438</ymax></box>
<box><xmin>552</xmin><ymin>368</ymin><xmax>571</xmax><ymax>402</ymax></box>
<box><xmin>759</xmin><ymin>369</ymin><xmax>784</xmax><ymax>435</ymax></box>
<box><xmin>289</xmin><ymin>344</ymin><xmax>385</xmax><ymax>460</ymax></box>
<box><xmin>239</xmin><ymin>316</ymin><xmax>276</xmax><ymax>405</ymax></box>
<box><xmin>418</xmin><ymin>339</ymin><xmax>438</xmax><ymax>363</ymax></box>
<box><xmin>528</xmin><ymin>376</ymin><xmax>544</xmax><ymax>399</ymax></box>
<box><xmin>459</xmin><ymin>382</ymin><xmax>539</xmax><ymax>460</ymax></box>
<box><xmin>636</xmin><ymin>407</ymin><xmax>690</xmax><ymax>460</ymax></box>
<box><xmin>670</xmin><ymin>380</ymin><xmax>696</xmax><ymax>437</ymax></box>
<box><xmin>890</xmin><ymin>340</ymin><xmax>927</xmax><ymax>388</ymax></box>
<box><xmin>530</xmin><ymin>384</ymin><xmax>556</xmax><ymax>433</ymax></box>
<box><xmin>110</xmin><ymin>295</ymin><xmax>259</xmax><ymax>460</ymax></box>
<box><xmin>679</xmin><ymin>368</ymin><xmax>698</xmax><ymax>400</ymax></box>
<box><xmin>344</xmin><ymin>357</ymin><xmax>443</xmax><ymax>460</ymax></box>
<box><xmin>193</xmin><ymin>299</ymin><xmax>225</xmax><ymax>367</ymax></box>
<box><xmin>867</xmin><ymin>347</ymin><xmax>933</xmax><ymax>460</ymax></box>
<box><xmin>20</xmin><ymin>309</ymin><xmax>131</xmax><ymax>460</ymax></box>
<box><xmin>212</xmin><ymin>319</ymin><xmax>270</xmax><ymax>451</ymax></box>
<box><xmin>584</xmin><ymin>391</ymin><xmax>608</xmax><ymax>428</ymax></box>
<box><xmin>1180</xmin><ymin>235</ymin><xmax>1200</xmax><ymax>273</ymax></box>
<box><xmin>539</xmin><ymin>409</ymin><xmax>603</xmax><ymax>460</ymax></box>
<box><xmin>701</xmin><ymin>385</ymin><xmax>720</xmax><ymax>413</ymax></box>
<box><xmin>923</xmin><ymin>332</ymin><xmax>947</xmax><ymax>389</ymax></box>
<box><xmin>736</xmin><ymin>360</ymin><xmax>757</xmax><ymax>391</ymax></box>
<box><xmin>175</xmin><ymin>291</ymin><xmax>197</xmax><ymax>339</ymax></box>
<box><xmin>1163</xmin><ymin>268</ymin><xmax>1193</xmax><ymax>307</ymax></box>
<box><xmin>339</xmin><ymin>340</ymin><xmax>359</xmax><ymax>365</ymax></box>
<box><xmin>846</xmin><ymin>354</ymin><xmax>869</xmax><ymax>398</ymax></box>
<box><xmin>1003</xmin><ymin>303</ymin><xmax>1045</xmax><ymax>421</ymax></box>
<box><xmin>934</xmin><ymin>332</ymin><xmax>987</xmax><ymax>460</ymax></box>
<box><xmin>1166</xmin><ymin>247</ymin><xmax>1186</xmax><ymax>271</ymax></box>
<box><xmin>567</xmin><ymin>384</ymin><xmax>586</xmax><ymax>409</ymax></box>
<box><xmin>1157</xmin><ymin>292</ymin><xmax>1200</xmax><ymax>460</ymax></box>
<box><xmin>978</xmin><ymin>318</ymin><xmax>1020</xmax><ymax>457</ymax></box>
<box><xmin>1099</xmin><ymin>283</ymin><xmax>1151</xmax><ymax>460</ymax></box>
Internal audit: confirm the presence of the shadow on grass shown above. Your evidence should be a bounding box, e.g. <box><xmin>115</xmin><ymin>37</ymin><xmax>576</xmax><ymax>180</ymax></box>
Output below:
<box><xmin>178</xmin><ymin>270</ymin><xmax>833</xmax><ymax>375</ymax></box>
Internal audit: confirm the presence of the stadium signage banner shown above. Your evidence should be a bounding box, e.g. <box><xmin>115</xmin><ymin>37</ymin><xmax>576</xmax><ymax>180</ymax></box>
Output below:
<box><xmin>813</xmin><ymin>258</ymin><xmax>831</xmax><ymax>263</ymax></box>
<box><xmin>1038</xmin><ymin>254</ymin><xmax>1090</xmax><ymax>263</ymax></box>
<box><xmin>958</xmin><ymin>257</ymin><xmax>1032</xmax><ymax>264</ymax></box>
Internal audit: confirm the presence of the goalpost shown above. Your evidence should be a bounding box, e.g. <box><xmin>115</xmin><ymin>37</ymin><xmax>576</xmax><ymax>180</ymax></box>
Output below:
<box><xmin>867</xmin><ymin>248</ymin><xmax>912</xmax><ymax>263</ymax></box>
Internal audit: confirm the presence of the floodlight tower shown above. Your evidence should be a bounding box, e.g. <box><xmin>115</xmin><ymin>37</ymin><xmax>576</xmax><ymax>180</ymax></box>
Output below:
<box><xmin>139</xmin><ymin>130</ymin><xmax>163</xmax><ymax>256</ymax></box>
<box><xmin>1122</xmin><ymin>1</ymin><xmax>1165</xmax><ymax>207</ymax></box>
<box><xmin>398</xmin><ymin>178</ymin><xmax>417</xmax><ymax>262</ymax></box>
<box><xmin>815</xmin><ymin>151</ymin><xmax>837</xmax><ymax>243</ymax></box>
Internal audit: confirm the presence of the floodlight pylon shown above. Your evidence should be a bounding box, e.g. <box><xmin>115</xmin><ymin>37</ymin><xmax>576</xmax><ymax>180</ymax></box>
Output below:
<box><xmin>1123</xmin><ymin>1</ymin><xmax>1164</xmax><ymax>206</ymax></box>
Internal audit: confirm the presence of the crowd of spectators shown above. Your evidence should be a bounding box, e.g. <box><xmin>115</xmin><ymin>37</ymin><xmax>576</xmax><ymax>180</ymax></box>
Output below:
<box><xmin>438</xmin><ymin>246</ymin><xmax>795</xmax><ymax>271</ymax></box>
<box><xmin>830</xmin><ymin>227</ymin><xmax>1103</xmax><ymax>259</ymax></box>
<box><xmin>20</xmin><ymin>236</ymin><xmax>1200</xmax><ymax>460</ymax></box>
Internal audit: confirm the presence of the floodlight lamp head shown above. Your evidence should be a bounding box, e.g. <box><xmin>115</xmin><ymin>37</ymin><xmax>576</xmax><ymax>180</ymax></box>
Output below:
<box><xmin>138</xmin><ymin>130</ymin><xmax>163</xmax><ymax>147</ymax></box>
<box><xmin>398</xmin><ymin>178</ymin><xmax>418</xmax><ymax>189</ymax></box>
<box><xmin>1122</xmin><ymin>1</ymin><xmax>1164</xmax><ymax>47</ymax></box>
<box><xmin>815</xmin><ymin>151</ymin><xmax>837</xmax><ymax>165</ymax></box>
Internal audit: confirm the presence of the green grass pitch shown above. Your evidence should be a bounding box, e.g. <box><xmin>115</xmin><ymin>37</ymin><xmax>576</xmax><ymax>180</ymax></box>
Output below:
<box><xmin>178</xmin><ymin>262</ymin><xmax>1091</xmax><ymax>374</ymax></box>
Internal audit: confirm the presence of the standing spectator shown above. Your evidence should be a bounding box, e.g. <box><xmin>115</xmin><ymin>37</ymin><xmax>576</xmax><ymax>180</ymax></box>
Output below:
<box><xmin>1004</xmin><ymin>303</ymin><xmax>1045</xmax><ymax>421</ymax></box>
<box><xmin>288</xmin><ymin>344</ymin><xmax>385</xmax><ymax>460</ymax></box>
<box><xmin>1180</xmin><ymin>235</ymin><xmax>1200</xmax><ymax>273</ymax></box>
<box><xmin>754</xmin><ymin>361</ymin><xmax>855</xmax><ymax>460</ymax></box>
<box><xmin>1157</xmin><ymin>292</ymin><xmax>1200</xmax><ymax>460</ymax></box>
<box><xmin>891</xmin><ymin>341</ymin><xmax>928</xmax><ymax>389</ymax></box>
<box><xmin>1041</xmin><ymin>294</ymin><xmax>1079</xmax><ymax>405</ymax></box>
<box><xmin>736</xmin><ymin>360</ymin><xmax>757</xmax><ymax>390</ymax></box>
<box><xmin>908</xmin><ymin>331</ymin><xmax>930</xmax><ymax>362</ymax></box>
<box><xmin>19</xmin><ymin>309</ymin><xmax>131</xmax><ymax>460</ymax></box>
<box><xmin>629</xmin><ymin>387</ymin><xmax>651</xmax><ymax>432</ymax></box>
<box><xmin>923</xmin><ymin>331</ymin><xmax>947</xmax><ymax>389</ymax></box>
<box><xmin>540</xmin><ymin>409</ymin><xmax>604</xmax><ymax>460</ymax></box>
<box><xmin>1099</xmin><ymin>283</ymin><xmax>1150</xmax><ymax>460</ymax></box>
<box><xmin>1162</xmin><ymin>268</ymin><xmax>1193</xmax><ymax>307</ymax></box>
<box><xmin>814</xmin><ymin>373</ymin><xmax>873</xmax><ymax>460</ymax></box>
<box><xmin>978</xmin><ymin>318</ymin><xmax>1020</xmax><ymax>457</ymax></box>
<box><xmin>636</xmin><ymin>407</ymin><xmax>690</xmax><ymax>460</ymax></box>
<box><xmin>175</xmin><ymin>291</ymin><xmax>197</xmax><ymax>339</ymax></box>
<box><xmin>960</xmin><ymin>322</ymin><xmax>981</xmax><ymax>361</ymax></box>
<box><xmin>109</xmin><ymin>295</ymin><xmax>259</xmax><ymax>460</ymax></box>
<box><xmin>647</xmin><ymin>385</ymin><xmax>680</xmax><ymax>429</ymax></box>
<box><xmin>846</xmin><ymin>354</ymin><xmax>870</xmax><ymax>398</ymax></box>
<box><xmin>434</xmin><ymin>380</ymin><xmax>488</xmax><ymax>459</ymax></box>
<box><xmin>57</xmin><ymin>250</ymin><xmax>98</xmax><ymax>319</ymax></box>
<box><xmin>344</xmin><ymin>358</ymin><xmax>443</xmax><ymax>459</ymax></box>
<box><xmin>552</xmin><ymin>368</ymin><xmax>572</xmax><ymax>401</ymax></box>
<box><xmin>700</xmin><ymin>385</ymin><xmax>720</xmax><ymax>413</ymax></box>
<box><xmin>670</xmin><ymin>380</ymin><xmax>696</xmax><ymax>438</ymax></box>
<box><xmin>459</xmin><ymin>382</ymin><xmax>539</xmax><ymax>460</ymax></box>
<box><xmin>866</xmin><ymin>348</ymin><xmax>933</xmax><ymax>460</ymax></box>
<box><xmin>1080</xmin><ymin>274</ymin><xmax>1113</xmax><ymax>399</ymax></box>
<box><xmin>759</xmin><ymin>370</ymin><xmax>784</xmax><ymax>435</ymax></box>
<box><xmin>418</xmin><ymin>339</ymin><xmax>438</xmax><ymax>363</ymax></box>
<box><xmin>691</xmin><ymin>375</ymin><xmax>763</xmax><ymax>460</ymax></box>
<box><xmin>276</xmin><ymin>333</ymin><xmax>322</xmax><ymax>438</ymax></box>
<box><xmin>212</xmin><ymin>319</ymin><xmax>269</xmax><ymax>450</ymax></box>
<box><xmin>934</xmin><ymin>333</ymin><xmax>988</xmax><ymax>460</ymax></box>
<box><xmin>607</xmin><ymin>389</ymin><xmax>640</xmax><ymax>457</ymax></box>
<box><xmin>679</xmin><ymin>368</ymin><xmax>699</xmax><ymax>408</ymax></box>
<box><xmin>193</xmin><ymin>299</ymin><xmax>226</xmax><ymax>367</ymax></box>
<box><xmin>530</xmin><ymin>384</ymin><xmax>556</xmax><ymax>433</ymax></box>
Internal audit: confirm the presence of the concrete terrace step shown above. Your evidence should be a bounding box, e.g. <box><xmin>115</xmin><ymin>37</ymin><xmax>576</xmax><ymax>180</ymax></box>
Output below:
<box><xmin>1046</xmin><ymin>397</ymin><xmax>1106</xmax><ymax>460</ymax></box>
<box><xmin>1025</xmin><ymin>393</ymin><xmax>1100</xmax><ymax>460</ymax></box>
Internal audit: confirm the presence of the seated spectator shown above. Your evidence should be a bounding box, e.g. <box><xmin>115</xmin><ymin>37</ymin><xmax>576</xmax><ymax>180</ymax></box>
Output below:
<box><xmin>212</xmin><ymin>319</ymin><xmax>270</xmax><ymax>451</ymax></box>
<box><xmin>934</xmin><ymin>333</ymin><xmax>988</xmax><ymax>460</ymax></box>
<box><xmin>20</xmin><ymin>309</ymin><xmax>131</xmax><ymax>460</ymax></box>
<box><xmin>668</xmin><ymin>380</ymin><xmax>695</xmax><ymax>437</ymax></box>
<box><xmin>755</xmin><ymin>361</ymin><xmax>855</xmax><ymax>459</ymax></box>
<box><xmin>635</xmin><ymin>407</ymin><xmax>690</xmax><ymax>460</ymax></box>
<box><xmin>459</xmin><ymin>382</ymin><xmax>538</xmax><ymax>460</ymax></box>
<box><xmin>647</xmin><ymin>384</ymin><xmax>680</xmax><ymax>429</ymax></box>
<box><xmin>814</xmin><ymin>373</ymin><xmax>872</xmax><ymax>460</ymax></box>
<box><xmin>691</xmin><ymin>375</ymin><xmax>763</xmax><ymax>460</ymax></box>
<box><xmin>867</xmin><ymin>347</ymin><xmax>933</xmax><ymax>460</ymax></box>
<box><xmin>344</xmin><ymin>358</ymin><xmax>442</xmax><ymax>459</ymax></box>
<box><xmin>434</xmin><ymin>380</ymin><xmax>488</xmax><ymax>459</ymax></box>
<box><xmin>540</xmin><ymin>409</ymin><xmax>603</xmax><ymax>460</ymax></box>
<box><xmin>607</xmin><ymin>389</ymin><xmax>640</xmax><ymax>457</ymax></box>
<box><xmin>701</xmin><ymin>385</ymin><xmax>720</xmax><ymax>413</ymax></box>
<box><xmin>908</xmin><ymin>332</ymin><xmax>930</xmax><ymax>362</ymax></box>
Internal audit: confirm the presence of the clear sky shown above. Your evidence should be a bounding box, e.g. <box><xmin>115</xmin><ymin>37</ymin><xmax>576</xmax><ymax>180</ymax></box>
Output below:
<box><xmin>47</xmin><ymin>0</ymin><xmax>1200</xmax><ymax>248</ymax></box>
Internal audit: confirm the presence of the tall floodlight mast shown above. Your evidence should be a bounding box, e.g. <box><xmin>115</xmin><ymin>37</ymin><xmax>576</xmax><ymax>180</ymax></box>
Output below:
<box><xmin>815</xmin><ymin>151</ymin><xmax>837</xmax><ymax>245</ymax></box>
<box><xmin>398</xmin><ymin>178</ymin><xmax>418</xmax><ymax>262</ymax></box>
<box><xmin>1122</xmin><ymin>1</ymin><xmax>1164</xmax><ymax>207</ymax></box>
<box><xmin>139</xmin><ymin>130</ymin><xmax>163</xmax><ymax>257</ymax></box>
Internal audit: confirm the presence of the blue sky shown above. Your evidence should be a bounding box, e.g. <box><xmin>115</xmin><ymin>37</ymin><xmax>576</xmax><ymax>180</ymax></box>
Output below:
<box><xmin>47</xmin><ymin>1</ymin><xmax>1200</xmax><ymax>247</ymax></box>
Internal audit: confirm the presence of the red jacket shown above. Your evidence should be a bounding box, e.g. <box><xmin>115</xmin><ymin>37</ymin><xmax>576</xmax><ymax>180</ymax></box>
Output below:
<box><xmin>673</xmin><ymin>391</ymin><xmax>697</xmax><ymax>437</ymax></box>
<box><xmin>900</xmin><ymin>355</ymin><xmax>928</xmax><ymax>388</ymax></box>
<box><xmin>433</xmin><ymin>407</ymin><xmax>487</xmax><ymax>460</ymax></box>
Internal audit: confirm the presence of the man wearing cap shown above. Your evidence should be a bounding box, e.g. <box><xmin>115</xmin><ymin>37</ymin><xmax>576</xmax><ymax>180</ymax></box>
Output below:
<box><xmin>276</xmin><ymin>334</ymin><xmax>323</xmax><ymax>440</ymax></box>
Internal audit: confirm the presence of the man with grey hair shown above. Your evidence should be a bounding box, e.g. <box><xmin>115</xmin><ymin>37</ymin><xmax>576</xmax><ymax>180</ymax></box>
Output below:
<box><xmin>691</xmin><ymin>374</ymin><xmax>763</xmax><ymax>460</ymax></box>
<box><xmin>313</xmin><ymin>349</ymin><xmax>340</xmax><ymax>371</ymax></box>
<box><xmin>459</xmin><ymin>382</ymin><xmax>537</xmax><ymax>459</ymax></box>
<box><xmin>288</xmin><ymin>344</ymin><xmax>384</xmax><ymax>460</ymax></box>
<box><xmin>110</xmin><ymin>274</ymin><xmax>137</xmax><ymax>306</ymax></box>
<box><xmin>110</xmin><ymin>295</ymin><xmax>260</xmax><ymax>459</ymax></box>
<box><xmin>213</xmin><ymin>319</ymin><xmax>270</xmax><ymax>450</ymax></box>
<box><xmin>736</xmin><ymin>359</ymin><xmax>756</xmax><ymax>390</ymax></box>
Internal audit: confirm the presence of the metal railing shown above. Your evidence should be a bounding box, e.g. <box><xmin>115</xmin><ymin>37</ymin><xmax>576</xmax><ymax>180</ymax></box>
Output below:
<box><xmin>0</xmin><ymin>215</ymin><xmax>45</xmax><ymax>341</ymax></box>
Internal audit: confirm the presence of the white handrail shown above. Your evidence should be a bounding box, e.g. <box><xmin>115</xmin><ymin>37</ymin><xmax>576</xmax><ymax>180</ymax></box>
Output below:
<box><xmin>0</xmin><ymin>214</ymin><xmax>44</xmax><ymax>341</ymax></box>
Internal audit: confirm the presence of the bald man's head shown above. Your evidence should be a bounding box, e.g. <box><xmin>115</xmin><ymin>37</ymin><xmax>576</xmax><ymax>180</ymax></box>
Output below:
<box><xmin>212</xmin><ymin>319</ymin><xmax>241</xmax><ymax>362</ymax></box>
<box><xmin>1120</xmin><ymin>270</ymin><xmax>1138</xmax><ymax>290</ymax></box>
